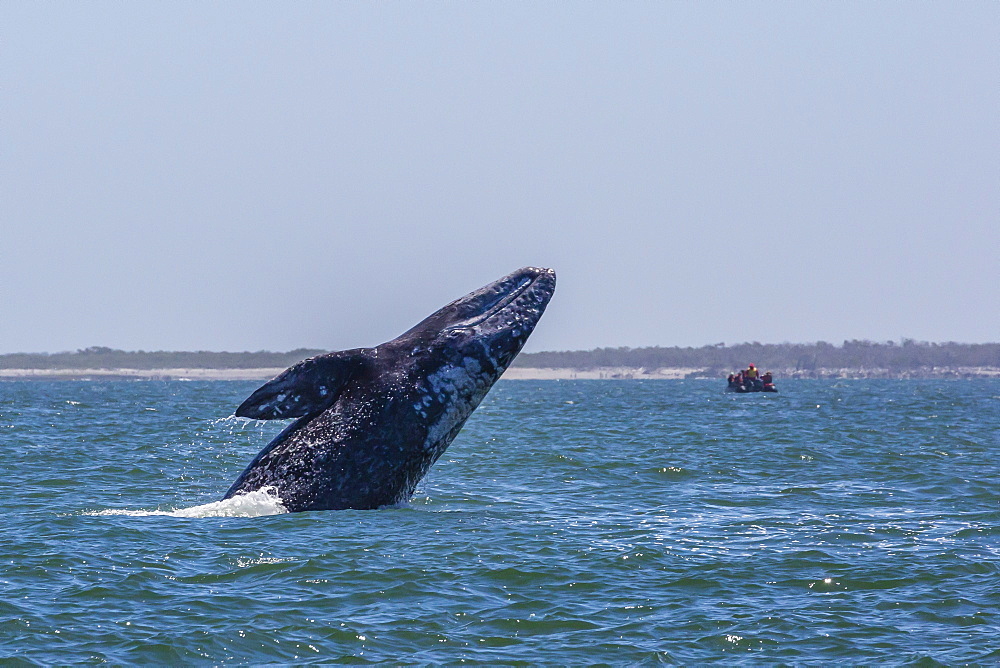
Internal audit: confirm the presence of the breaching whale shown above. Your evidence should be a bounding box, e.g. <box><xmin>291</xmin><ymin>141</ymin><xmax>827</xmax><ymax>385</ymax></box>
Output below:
<box><xmin>224</xmin><ymin>266</ymin><xmax>556</xmax><ymax>512</ymax></box>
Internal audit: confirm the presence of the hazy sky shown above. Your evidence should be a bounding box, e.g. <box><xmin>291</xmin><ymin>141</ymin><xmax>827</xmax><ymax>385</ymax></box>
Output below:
<box><xmin>4</xmin><ymin>3</ymin><xmax>998</xmax><ymax>354</ymax></box>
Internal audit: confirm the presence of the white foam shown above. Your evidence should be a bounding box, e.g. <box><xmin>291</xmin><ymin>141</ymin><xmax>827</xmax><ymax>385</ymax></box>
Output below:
<box><xmin>88</xmin><ymin>487</ymin><xmax>289</xmax><ymax>518</ymax></box>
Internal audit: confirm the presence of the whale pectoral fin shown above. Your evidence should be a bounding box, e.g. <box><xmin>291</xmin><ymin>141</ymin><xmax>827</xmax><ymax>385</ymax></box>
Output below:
<box><xmin>235</xmin><ymin>350</ymin><xmax>365</xmax><ymax>420</ymax></box>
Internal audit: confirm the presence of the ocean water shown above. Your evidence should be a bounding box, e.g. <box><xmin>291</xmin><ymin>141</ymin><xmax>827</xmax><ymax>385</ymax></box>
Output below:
<box><xmin>1</xmin><ymin>379</ymin><xmax>998</xmax><ymax>664</ymax></box>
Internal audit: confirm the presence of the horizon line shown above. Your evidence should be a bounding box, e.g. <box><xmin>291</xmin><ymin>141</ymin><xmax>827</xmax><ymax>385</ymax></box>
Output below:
<box><xmin>3</xmin><ymin>338</ymin><xmax>999</xmax><ymax>357</ymax></box>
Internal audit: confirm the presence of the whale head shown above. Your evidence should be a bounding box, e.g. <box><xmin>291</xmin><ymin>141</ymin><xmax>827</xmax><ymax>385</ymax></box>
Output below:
<box><xmin>235</xmin><ymin>267</ymin><xmax>555</xmax><ymax>421</ymax></box>
<box><xmin>391</xmin><ymin>266</ymin><xmax>556</xmax><ymax>377</ymax></box>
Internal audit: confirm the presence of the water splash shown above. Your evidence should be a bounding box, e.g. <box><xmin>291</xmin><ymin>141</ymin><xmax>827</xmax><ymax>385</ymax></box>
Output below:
<box><xmin>88</xmin><ymin>487</ymin><xmax>288</xmax><ymax>518</ymax></box>
<box><xmin>208</xmin><ymin>413</ymin><xmax>290</xmax><ymax>443</ymax></box>
<box><xmin>209</xmin><ymin>413</ymin><xmax>267</xmax><ymax>433</ymax></box>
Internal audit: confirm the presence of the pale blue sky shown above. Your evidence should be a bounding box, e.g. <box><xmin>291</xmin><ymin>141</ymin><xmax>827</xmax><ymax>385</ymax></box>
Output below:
<box><xmin>3</xmin><ymin>3</ymin><xmax>998</xmax><ymax>354</ymax></box>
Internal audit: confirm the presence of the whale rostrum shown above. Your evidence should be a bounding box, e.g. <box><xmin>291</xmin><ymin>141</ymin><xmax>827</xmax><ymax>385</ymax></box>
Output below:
<box><xmin>224</xmin><ymin>267</ymin><xmax>556</xmax><ymax>512</ymax></box>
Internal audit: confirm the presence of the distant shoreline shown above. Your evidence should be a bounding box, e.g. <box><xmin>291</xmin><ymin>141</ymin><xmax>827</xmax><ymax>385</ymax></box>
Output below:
<box><xmin>4</xmin><ymin>342</ymin><xmax>996</xmax><ymax>380</ymax></box>
<box><xmin>0</xmin><ymin>368</ymin><xmax>288</xmax><ymax>381</ymax></box>
<box><xmin>1</xmin><ymin>366</ymin><xmax>997</xmax><ymax>381</ymax></box>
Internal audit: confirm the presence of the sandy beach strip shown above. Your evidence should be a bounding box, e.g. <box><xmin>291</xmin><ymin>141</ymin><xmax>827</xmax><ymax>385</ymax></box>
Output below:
<box><xmin>1</xmin><ymin>366</ymin><xmax>997</xmax><ymax>381</ymax></box>
<box><xmin>0</xmin><ymin>366</ymin><xmax>705</xmax><ymax>381</ymax></box>
<box><xmin>502</xmin><ymin>367</ymin><xmax>703</xmax><ymax>380</ymax></box>
<box><xmin>0</xmin><ymin>366</ymin><xmax>700</xmax><ymax>381</ymax></box>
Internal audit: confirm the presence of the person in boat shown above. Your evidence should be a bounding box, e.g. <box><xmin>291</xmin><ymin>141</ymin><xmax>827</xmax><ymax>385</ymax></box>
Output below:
<box><xmin>745</xmin><ymin>364</ymin><xmax>762</xmax><ymax>390</ymax></box>
<box><xmin>761</xmin><ymin>370</ymin><xmax>775</xmax><ymax>391</ymax></box>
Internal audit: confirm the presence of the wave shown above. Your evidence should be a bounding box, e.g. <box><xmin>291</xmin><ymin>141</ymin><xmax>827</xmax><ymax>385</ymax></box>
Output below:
<box><xmin>87</xmin><ymin>487</ymin><xmax>288</xmax><ymax>518</ymax></box>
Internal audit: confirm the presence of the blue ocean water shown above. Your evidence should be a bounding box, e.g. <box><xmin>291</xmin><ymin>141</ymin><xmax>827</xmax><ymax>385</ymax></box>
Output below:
<box><xmin>1</xmin><ymin>379</ymin><xmax>998</xmax><ymax>664</ymax></box>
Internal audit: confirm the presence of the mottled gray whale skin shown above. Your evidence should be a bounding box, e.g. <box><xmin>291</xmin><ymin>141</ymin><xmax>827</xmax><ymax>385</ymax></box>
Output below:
<box><xmin>224</xmin><ymin>267</ymin><xmax>556</xmax><ymax>512</ymax></box>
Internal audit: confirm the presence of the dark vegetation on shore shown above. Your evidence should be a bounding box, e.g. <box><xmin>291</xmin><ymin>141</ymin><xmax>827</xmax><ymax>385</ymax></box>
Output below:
<box><xmin>1</xmin><ymin>341</ymin><xmax>997</xmax><ymax>373</ymax></box>
<box><xmin>0</xmin><ymin>347</ymin><xmax>326</xmax><ymax>370</ymax></box>
<box><xmin>512</xmin><ymin>340</ymin><xmax>1000</xmax><ymax>373</ymax></box>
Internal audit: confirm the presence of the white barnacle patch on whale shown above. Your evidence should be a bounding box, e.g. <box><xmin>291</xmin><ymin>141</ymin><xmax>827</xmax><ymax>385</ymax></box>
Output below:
<box><xmin>421</xmin><ymin>357</ymin><xmax>491</xmax><ymax>454</ymax></box>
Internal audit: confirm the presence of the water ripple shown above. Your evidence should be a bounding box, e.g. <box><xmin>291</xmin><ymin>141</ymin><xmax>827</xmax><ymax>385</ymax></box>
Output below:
<box><xmin>1</xmin><ymin>379</ymin><xmax>998</xmax><ymax>663</ymax></box>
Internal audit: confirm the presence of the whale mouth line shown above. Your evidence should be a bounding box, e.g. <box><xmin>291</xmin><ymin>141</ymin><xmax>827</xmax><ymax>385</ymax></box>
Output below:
<box><xmin>445</xmin><ymin>275</ymin><xmax>535</xmax><ymax>331</ymax></box>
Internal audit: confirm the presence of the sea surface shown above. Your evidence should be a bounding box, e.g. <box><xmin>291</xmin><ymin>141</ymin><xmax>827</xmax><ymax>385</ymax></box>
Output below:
<box><xmin>1</xmin><ymin>379</ymin><xmax>998</xmax><ymax>664</ymax></box>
